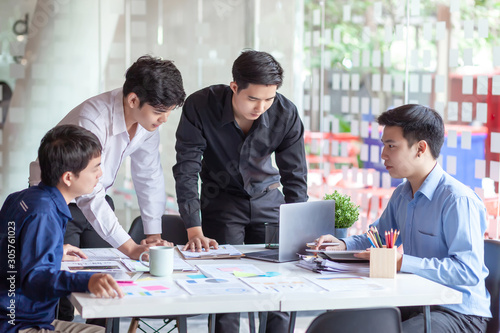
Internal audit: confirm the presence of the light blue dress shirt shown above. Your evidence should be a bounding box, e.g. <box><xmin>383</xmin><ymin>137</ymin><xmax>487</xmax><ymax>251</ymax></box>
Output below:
<box><xmin>344</xmin><ymin>163</ymin><xmax>491</xmax><ymax>318</ymax></box>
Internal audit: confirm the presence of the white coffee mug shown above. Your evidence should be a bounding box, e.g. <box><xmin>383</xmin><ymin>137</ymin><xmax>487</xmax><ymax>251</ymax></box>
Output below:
<box><xmin>139</xmin><ymin>246</ymin><xmax>174</xmax><ymax>277</ymax></box>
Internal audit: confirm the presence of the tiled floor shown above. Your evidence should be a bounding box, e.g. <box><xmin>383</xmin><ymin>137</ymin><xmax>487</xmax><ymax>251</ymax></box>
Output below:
<box><xmin>76</xmin><ymin>311</ymin><xmax>324</xmax><ymax>332</ymax></box>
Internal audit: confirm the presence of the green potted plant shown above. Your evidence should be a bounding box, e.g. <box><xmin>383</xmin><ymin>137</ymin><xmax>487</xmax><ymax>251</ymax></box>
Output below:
<box><xmin>323</xmin><ymin>190</ymin><xmax>360</xmax><ymax>238</ymax></box>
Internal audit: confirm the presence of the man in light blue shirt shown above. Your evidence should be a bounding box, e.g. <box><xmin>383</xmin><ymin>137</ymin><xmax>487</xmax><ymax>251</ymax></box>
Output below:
<box><xmin>317</xmin><ymin>104</ymin><xmax>490</xmax><ymax>332</ymax></box>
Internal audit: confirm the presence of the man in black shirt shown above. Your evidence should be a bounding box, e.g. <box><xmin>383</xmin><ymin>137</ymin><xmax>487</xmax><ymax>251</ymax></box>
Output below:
<box><xmin>173</xmin><ymin>50</ymin><xmax>308</xmax><ymax>333</ymax></box>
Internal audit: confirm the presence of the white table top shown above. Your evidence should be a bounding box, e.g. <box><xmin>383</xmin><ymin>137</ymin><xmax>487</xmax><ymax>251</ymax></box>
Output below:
<box><xmin>70</xmin><ymin>245</ymin><xmax>462</xmax><ymax>319</ymax></box>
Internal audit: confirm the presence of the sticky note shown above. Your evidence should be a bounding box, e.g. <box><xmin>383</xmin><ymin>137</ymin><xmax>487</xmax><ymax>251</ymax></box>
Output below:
<box><xmin>476</xmin><ymin>103</ymin><xmax>487</xmax><ymax>123</ymax></box>
<box><xmin>362</xmin><ymin>97</ymin><xmax>370</xmax><ymax>114</ymax></box>
<box><xmin>475</xmin><ymin>160</ymin><xmax>486</xmax><ymax>179</ymax></box>
<box><xmin>384</xmin><ymin>25</ymin><xmax>392</xmax><ymax>42</ymax></box>
<box><xmin>371</xmin><ymin>121</ymin><xmax>379</xmax><ymax>139</ymax></box>
<box><xmin>372</xmin><ymin>74</ymin><xmax>381</xmax><ymax>91</ymax></box>
<box><xmin>394</xmin><ymin>75</ymin><xmax>404</xmax><ymax>92</ymax></box>
<box><xmin>313</xmin><ymin>9</ymin><xmax>321</xmax><ymax>26</ymax></box>
<box><xmin>395</xmin><ymin>25</ymin><xmax>404</xmax><ymax>40</ymax></box>
<box><xmin>351</xmin><ymin>96</ymin><xmax>359</xmax><ymax>114</ymax></box>
<box><xmin>448</xmin><ymin>102</ymin><xmax>458</xmax><ymax>121</ymax></box>
<box><xmin>360</xmin><ymin>144</ymin><xmax>369</xmax><ymax>162</ymax></box>
<box><xmin>234</xmin><ymin>272</ymin><xmax>259</xmax><ymax>278</ymax></box>
<box><xmin>343</xmin><ymin>5</ymin><xmax>352</xmax><ymax>22</ymax></box>
<box><xmin>423</xmin><ymin>22</ymin><xmax>432</xmax><ymax>40</ymax></box>
<box><xmin>372</xmin><ymin>98</ymin><xmax>380</xmax><ymax>115</ymax></box>
<box><xmin>447</xmin><ymin>130</ymin><xmax>457</xmax><ymax>148</ymax></box>
<box><xmin>372</xmin><ymin>50</ymin><xmax>381</xmax><ymax>67</ymax></box>
<box><xmin>478</xmin><ymin>18</ymin><xmax>489</xmax><ymax>38</ymax></box>
<box><xmin>410</xmin><ymin>0</ymin><xmax>420</xmax><ymax>16</ymax></box>
<box><xmin>373</xmin><ymin>172</ymin><xmax>380</xmax><ymax>189</ymax></box>
<box><xmin>410</xmin><ymin>74</ymin><xmax>420</xmax><ymax>93</ymax></box>
<box><xmin>361</xmin><ymin>121</ymin><xmax>369</xmax><ymax>138</ymax></box>
<box><xmin>462</xmin><ymin>76</ymin><xmax>473</xmax><ymax>95</ymax></box>
<box><xmin>461</xmin><ymin>131</ymin><xmax>471</xmax><ymax>150</ymax></box>
<box><xmin>435</xmin><ymin>75</ymin><xmax>445</xmax><ymax>93</ymax></box>
<box><xmin>341</xmin><ymin>96</ymin><xmax>349</xmax><ymax>113</ymax></box>
<box><xmin>461</xmin><ymin>102</ymin><xmax>472</xmax><ymax>122</ymax></box>
<box><xmin>143</xmin><ymin>285</ymin><xmax>169</xmax><ymax>291</ymax></box>
<box><xmin>447</xmin><ymin>156</ymin><xmax>457</xmax><ymax>175</ymax></box>
<box><xmin>449</xmin><ymin>49</ymin><xmax>458</xmax><ymax>67</ymax></box>
<box><xmin>313</xmin><ymin>30</ymin><xmax>321</xmax><ymax>47</ymax></box>
<box><xmin>362</xmin><ymin>27</ymin><xmax>371</xmax><ymax>43</ymax></box>
<box><xmin>362</xmin><ymin>49</ymin><xmax>370</xmax><ymax>67</ymax></box>
<box><xmin>331</xmin><ymin>140</ymin><xmax>339</xmax><ymax>156</ymax></box>
<box><xmin>324</xmin><ymin>29</ymin><xmax>332</xmax><ymax>44</ymax></box>
<box><xmin>352</xmin><ymin>51</ymin><xmax>360</xmax><ymax>67</ymax></box>
<box><xmin>383</xmin><ymin>51</ymin><xmax>391</xmax><ymax>68</ymax></box>
<box><xmin>477</xmin><ymin>76</ymin><xmax>488</xmax><ymax>95</ymax></box>
<box><xmin>334</xmin><ymin>28</ymin><xmax>342</xmax><ymax>44</ymax></box>
<box><xmin>463</xmin><ymin>48</ymin><xmax>473</xmax><ymax>66</ymax></box>
<box><xmin>370</xmin><ymin>145</ymin><xmax>380</xmax><ymax>164</ymax></box>
<box><xmin>351</xmin><ymin>74</ymin><xmax>360</xmax><ymax>91</ymax></box>
<box><xmin>320</xmin><ymin>96</ymin><xmax>330</xmax><ymax>113</ymax></box>
<box><xmin>383</xmin><ymin>74</ymin><xmax>392</xmax><ymax>92</ymax></box>
<box><xmin>492</xmin><ymin>76</ymin><xmax>500</xmax><ymax>95</ymax></box>
<box><xmin>351</xmin><ymin>120</ymin><xmax>359</xmax><ymax>136</ymax></box>
<box><xmin>382</xmin><ymin>173</ymin><xmax>391</xmax><ymax>189</ymax></box>
<box><xmin>436</xmin><ymin>21</ymin><xmax>446</xmax><ymax>40</ymax></box>
<box><xmin>341</xmin><ymin>73</ymin><xmax>350</xmax><ymax>91</ymax></box>
<box><xmin>264</xmin><ymin>272</ymin><xmax>281</xmax><ymax>277</ymax></box>
<box><xmin>491</xmin><ymin>132</ymin><xmax>500</xmax><ymax>153</ymax></box>
<box><xmin>450</xmin><ymin>0</ymin><xmax>459</xmax><ymax>12</ymax></box>
<box><xmin>422</xmin><ymin>49</ymin><xmax>431</xmax><ymax>68</ymax></box>
<box><xmin>490</xmin><ymin>161</ymin><xmax>500</xmax><ymax>182</ymax></box>
<box><xmin>421</xmin><ymin>74</ymin><xmax>432</xmax><ymax>93</ymax></box>
<box><xmin>464</xmin><ymin>20</ymin><xmax>474</xmax><ymax>39</ymax></box>
<box><xmin>332</xmin><ymin>73</ymin><xmax>340</xmax><ymax>90</ymax></box>
<box><xmin>374</xmin><ymin>2</ymin><xmax>382</xmax><ymax>20</ymax></box>
<box><xmin>187</xmin><ymin>274</ymin><xmax>206</xmax><ymax>279</ymax></box>
<box><xmin>494</xmin><ymin>47</ymin><xmax>500</xmax><ymax>67</ymax></box>
<box><xmin>341</xmin><ymin>142</ymin><xmax>349</xmax><ymax>157</ymax></box>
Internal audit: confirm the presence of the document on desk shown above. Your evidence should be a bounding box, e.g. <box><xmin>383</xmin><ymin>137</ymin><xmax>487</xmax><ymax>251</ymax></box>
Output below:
<box><xmin>60</xmin><ymin>261</ymin><xmax>142</xmax><ymax>281</ymax></box>
<box><xmin>297</xmin><ymin>257</ymin><xmax>369</xmax><ymax>275</ymax></box>
<box><xmin>196</xmin><ymin>263</ymin><xmax>265</xmax><ymax>279</ymax></box>
<box><xmin>176</xmin><ymin>244</ymin><xmax>243</xmax><ymax>259</ymax></box>
<box><xmin>241</xmin><ymin>276</ymin><xmax>326</xmax><ymax>294</ymax></box>
<box><xmin>307</xmin><ymin>275</ymin><xmax>385</xmax><ymax>293</ymax></box>
<box><xmin>176</xmin><ymin>278</ymin><xmax>258</xmax><ymax>295</ymax></box>
<box><xmin>82</xmin><ymin>248</ymin><xmax>128</xmax><ymax>260</ymax></box>
<box><xmin>118</xmin><ymin>280</ymin><xmax>187</xmax><ymax>297</ymax></box>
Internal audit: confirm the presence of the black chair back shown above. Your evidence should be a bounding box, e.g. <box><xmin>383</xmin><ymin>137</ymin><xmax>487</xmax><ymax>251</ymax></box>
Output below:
<box><xmin>485</xmin><ymin>239</ymin><xmax>500</xmax><ymax>333</ymax></box>
<box><xmin>129</xmin><ymin>214</ymin><xmax>188</xmax><ymax>245</ymax></box>
<box><xmin>306</xmin><ymin>307</ymin><xmax>402</xmax><ymax>333</ymax></box>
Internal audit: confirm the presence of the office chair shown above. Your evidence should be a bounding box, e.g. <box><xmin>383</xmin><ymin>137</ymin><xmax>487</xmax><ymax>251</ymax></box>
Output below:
<box><xmin>306</xmin><ymin>307</ymin><xmax>402</xmax><ymax>333</ymax></box>
<box><xmin>484</xmin><ymin>239</ymin><xmax>500</xmax><ymax>333</ymax></box>
<box><xmin>128</xmin><ymin>214</ymin><xmax>189</xmax><ymax>333</ymax></box>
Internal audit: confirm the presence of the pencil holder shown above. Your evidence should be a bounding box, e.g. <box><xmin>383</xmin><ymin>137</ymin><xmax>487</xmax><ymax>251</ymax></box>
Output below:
<box><xmin>369</xmin><ymin>247</ymin><xmax>397</xmax><ymax>278</ymax></box>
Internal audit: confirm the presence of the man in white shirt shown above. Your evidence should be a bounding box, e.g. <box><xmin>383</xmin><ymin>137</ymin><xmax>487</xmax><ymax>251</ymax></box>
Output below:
<box><xmin>29</xmin><ymin>55</ymin><xmax>186</xmax><ymax>260</ymax></box>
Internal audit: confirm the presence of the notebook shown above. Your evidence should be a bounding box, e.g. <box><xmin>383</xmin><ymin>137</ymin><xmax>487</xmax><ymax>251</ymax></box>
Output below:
<box><xmin>244</xmin><ymin>200</ymin><xmax>335</xmax><ymax>262</ymax></box>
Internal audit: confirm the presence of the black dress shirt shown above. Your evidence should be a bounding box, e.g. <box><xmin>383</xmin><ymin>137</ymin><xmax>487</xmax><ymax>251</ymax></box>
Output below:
<box><xmin>173</xmin><ymin>84</ymin><xmax>308</xmax><ymax>229</ymax></box>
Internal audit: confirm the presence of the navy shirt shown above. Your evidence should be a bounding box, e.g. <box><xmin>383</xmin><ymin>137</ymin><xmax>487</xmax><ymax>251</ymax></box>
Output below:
<box><xmin>0</xmin><ymin>184</ymin><xmax>93</xmax><ymax>333</ymax></box>
<box><xmin>173</xmin><ymin>85</ymin><xmax>308</xmax><ymax>228</ymax></box>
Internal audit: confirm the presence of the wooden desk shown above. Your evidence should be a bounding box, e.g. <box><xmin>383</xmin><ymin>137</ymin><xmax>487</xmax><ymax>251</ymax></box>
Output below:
<box><xmin>70</xmin><ymin>245</ymin><xmax>462</xmax><ymax>333</ymax></box>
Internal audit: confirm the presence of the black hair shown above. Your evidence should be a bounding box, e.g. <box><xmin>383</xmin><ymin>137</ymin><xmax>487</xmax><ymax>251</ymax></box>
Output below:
<box><xmin>123</xmin><ymin>55</ymin><xmax>186</xmax><ymax>110</ymax></box>
<box><xmin>38</xmin><ymin>125</ymin><xmax>102</xmax><ymax>187</ymax></box>
<box><xmin>377</xmin><ymin>104</ymin><xmax>445</xmax><ymax>159</ymax></box>
<box><xmin>232</xmin><ymin>50</ymin><xmax>283</xmax><ymax>92</ymax></box>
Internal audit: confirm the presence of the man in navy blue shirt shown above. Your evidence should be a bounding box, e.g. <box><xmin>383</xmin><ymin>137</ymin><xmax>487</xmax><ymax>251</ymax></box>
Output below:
<box><xmin>0</xmin><ymin>125</ymin><xmax>124</xmax><ymax>333</ymax></box>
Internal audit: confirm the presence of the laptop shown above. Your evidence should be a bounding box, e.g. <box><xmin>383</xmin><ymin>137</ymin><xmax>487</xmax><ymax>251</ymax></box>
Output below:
<box><xmin>244</xmin><ymin>200</ymin><xmax>335</xmax><ymax>262</ymax></box>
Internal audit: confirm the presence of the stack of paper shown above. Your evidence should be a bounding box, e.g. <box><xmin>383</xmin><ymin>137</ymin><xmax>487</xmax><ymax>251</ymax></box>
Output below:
<box><xmin>297</xmin><ymin>257</ymin><xmax>369</xmax><ymax>275</ymax></box>
<box><xmin>176</xmin><ymin>244</ymin><xmax>243</xmax><ymax>260</ymax></box>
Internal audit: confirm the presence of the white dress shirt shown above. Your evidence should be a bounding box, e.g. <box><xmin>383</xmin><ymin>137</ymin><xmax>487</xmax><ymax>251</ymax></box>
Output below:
<box><xmin>29</xmin><ymin>88</ymin><xmax>165</xmax><ymax>248</ymax></box>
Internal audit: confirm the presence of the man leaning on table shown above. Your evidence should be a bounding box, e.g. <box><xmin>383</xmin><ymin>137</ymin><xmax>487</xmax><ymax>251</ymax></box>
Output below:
<box><xmin>29</xmin><ymin>55</ymin><xmax>186</xmax><ymax>260</ymax></box>
<box><xmin>173</xmin><ymin>50</ymin><xmax>308</xmax><ymax>333</ymax></box>
<box><xmin>0</xmin><ymin>125</ymin><xmax>124</xmax><ymax>333</ymax></box>
<box><xmin>316</xmin><ymin>104</ymin><xmax>491</xmax><ymax>332</ymax></box>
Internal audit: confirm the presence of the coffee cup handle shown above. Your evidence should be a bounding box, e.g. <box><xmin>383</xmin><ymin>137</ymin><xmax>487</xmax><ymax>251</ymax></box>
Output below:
<box><xmin>139</xmin><ymin>251</ymin><xmax>149</xmax><ymax>267</ymax></box>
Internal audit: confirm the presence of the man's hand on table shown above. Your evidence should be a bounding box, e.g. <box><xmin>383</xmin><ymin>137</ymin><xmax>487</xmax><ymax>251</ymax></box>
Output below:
<box><xmin>88</xmin><ymin>273</ymin><xmax>124</xmax><ymax>298</ymax></box>
<box><xmin>62</xmin><ymin>244</ymin><xmax>87</xmax><ymax>261</ymax></box>
<box><xmin>183</xmin><ymin>226</ymin><xmax>218</xmax><ymax>252</ymax></box>
<box><xmin>314</xmin><ymin>234</ymin><xmax>346</xmax><ymax>251</ymax></box>
<box><xmin>141</xmin><ymin>234</ymin><xmax>174</xmax><ymax>247</ymax></box>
